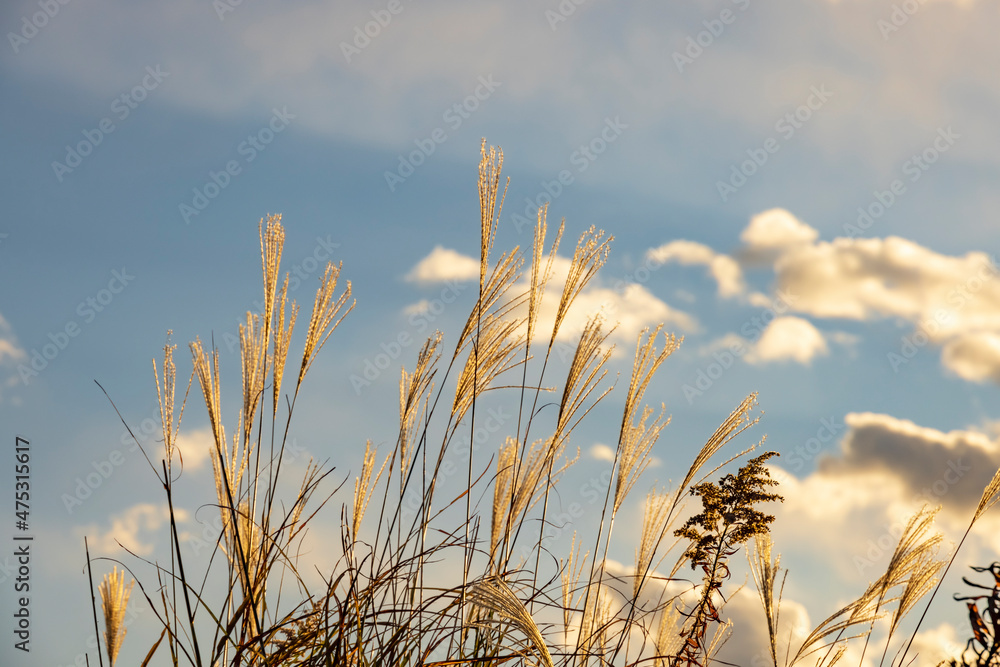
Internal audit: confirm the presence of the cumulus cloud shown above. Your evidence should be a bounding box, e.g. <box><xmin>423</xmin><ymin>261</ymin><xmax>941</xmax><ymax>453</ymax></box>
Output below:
<box><xmin>78</xmin><ymin>503</ymin><xmax>182</xmax><ymax>557</ymax></box>
<box><xmin>405</xmin><ymin>246</ymin><xmax>480</xmax><ymax>283</ymax></box>
<box><xmin>0</xmin><ymin>314</ymin><xmax>26</xmax><ymax>404</ymax></box>
<box><xmin>407</xmin><ymin>247</ymin><xmax>697</xmax><ymax>351</ymax></box>
<box><xmin>598</xmin><ymin>559</ymin><xmax>813</xmax><ymax>667</ymax></box>
<box><xmin>589</xmin><ymin>443</ymin><xmax>616</xmax><ymax>462</ymax></box>
<box><xmin>941</xmin><ymin>331</ymin><xmax>1000</xmax><ymax>383</ymax></box>
<box><xmin>727</xmin><ymin>208</ymin><xmax>1000</xmax><ymax>384</ymax></box>
<box><xmin>646</xmin><ymin>240</ymin><xmax>745</xmax><ymax>298</ymax></box>
<box><xmin>174</xmin><ymin>427</ymin><xmax>214</xmax><ymax>471</ymax></box>
<box><xmin>739</xmin><ymin>208</ymin><xmax>819</xmax><ymax>262</ymax></box>
<box><xmin>817</xmin><ymin>412</ymin><xmax>1000</xmax><ymax>515</ymax></box>
<box><xmin>547</xmin><ymin>282</ymin><xmax>697</xmax><ymax>349</ymax></box>
<box><xmin>699</xmin><ymin>316</ymin><xmax>829</xmax><ymax>366</ymax></box>
<box><xmin>769</xmin><ymin>411</ymin><xmax>1000</xmax><ymax>586</ymax></box>
<box><xmin>745</xmin><ymin>316</ymin><xmax>829</xmax><ymax>365</ymax></box>
<box><xmin>772</xmin><ymin>236</ymin><xmax>1000</xmax><ymax>339</ymax></box>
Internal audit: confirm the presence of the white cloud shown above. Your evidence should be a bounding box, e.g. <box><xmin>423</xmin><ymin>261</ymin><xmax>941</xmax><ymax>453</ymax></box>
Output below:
<box><xmin>599</xmin><ymin>560</ymin><xmax>815</xmax><ymax>667</ymax></box>
<box><xmin>818</xmin><ymin>412</ymin><xmax>1000</xmax><ymax>515</ymax></box>
<box><xmin>0</xmin><ymin>314</ymin><xmax>25</xmax><ymax>362</ymax></box>
<box><xmin>745</xmin><ymin>316</ymin><xmax>829</xmax><ymax>365</ymax></box>
<box><xmin>420</xmin><ymin>249</ymin><xmax>699</xmax><ymax>352</ymax></box>
<box><xmin>739</xmin><ymin>208</ymin><xmax>818</xmax><ymax>262</ymax></box>
<box><xmin>0</xmin><ymin>314</ymin><xmax>26</xmax><ymax>404</ymax></box>
<box><xmin>405</xmin><ymin>246</ymin><xmax>480</xmax><ymax>284</ymax></box>
<box><xmin>552</xmin><ymin>283</ymin><xmax>697</xmax><ymax>348</ymax></box>
<box><xmin>174</xmin><ymin>427</ymin><xmax>214</xmax><ymax>471</ymax></box>
<box><xmin>700</xmin><ymin>317</ymin><xmax>829</xmax><ymax>367</ymax></box>
<box><xmin>772</xmin><ymin>236</ymin><xmax>1000</xmax><ymax>338</ymax></box>
<box><xmin>731</xmin><ymin>212</ymin><xmax>1000</xmax><ymax>384</ymax></box>
<box><xmin>941</xmin><ymin>331</ymin><xmax>1000</xmax><ymax>383</ymax></box>
<box><xmin>908</xmin><ymin>623</ymin><xmax>966</xmax><ymax>667</ymax></box>
<box><xmin>771</xmin><ymin>411</ymin><xmax>1000</xmax><ymax>585</ymax></box>
<box><xmin>647</xmin><ymin>240</ymin><xmax>745</xmax><ymax>298</ymax></box>
<box><xmin>78</xmin><ymin>503</ymin><xmax>182</xmax><ymax>557</ymax></box>
<box><xmin>589</xmin><ymin>443</ymin><xmax>616</xmax><ymax>462</ymax></box>
<box><xmin>403</xmin><ymin>299</ymin><xmax>432</xmax><ymax>316</ymax></box>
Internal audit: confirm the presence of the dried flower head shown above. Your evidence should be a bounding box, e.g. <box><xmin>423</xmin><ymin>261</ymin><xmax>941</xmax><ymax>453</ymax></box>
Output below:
<box><xmin>99</xmin><ymin>566</ymin><xmax>134</xmax><ymax>666</ymax></box>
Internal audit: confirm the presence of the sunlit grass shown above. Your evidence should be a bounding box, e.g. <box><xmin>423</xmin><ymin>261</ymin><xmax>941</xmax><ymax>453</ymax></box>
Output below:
<box><xmin>85</xmin><ymin>141</ymin><xmax>998</xmax><ymax>667</ymax></box>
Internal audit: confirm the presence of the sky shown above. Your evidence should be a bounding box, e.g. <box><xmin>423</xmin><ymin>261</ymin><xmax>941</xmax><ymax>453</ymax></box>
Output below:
<box><xmin>2</xmin><ymin>0</ymin><xmax>1000</xmax><ymax>665</ymax></box>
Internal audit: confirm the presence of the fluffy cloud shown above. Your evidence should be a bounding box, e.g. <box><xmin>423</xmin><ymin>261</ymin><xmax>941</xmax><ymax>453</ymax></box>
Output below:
<box><xmin>770</xmin><ymin>411</ymin><xmax>1000</xmax><ymax>585</ymax></box>
<box><xmin>174</xmin><ymin>427</ymin><xmax>215</xmax><ymax>471</ymax></box>
<box><xmin>0</xmin><ymin>314</ymin><xmax>25</xmax><ymax>364</ymax></box>
<box><xmin>405</xmin><ymin>248</ymin><xmax>697</xmax><ymax>350</ymax></box>
<box><xmin>729</xmin><ymin>208</ymin><xmax>1000</xmax><ymax>384</ymax></box>
<box><xmin>745</xmin><ymin>316</ymin><xmax>829</xmax><ymax>365</ymax></box>
<box><xmin>773</xmin><ymin>235</ymin><xmax>1000</xmax><ymax>339</ymax></box>
<box><xmin>406</xmin><ymin>246</ymin><xmax>480</xmax><ymax>283</ymax></box>
<box><xmin>941</xmin><ymin>331</ymin><xmax>1000</xmax><ymax>383</ymax></box>
<box><xmin>548</xmin><ymin>282</ymin><xmax>697</xmax><ymax>348</ymax></box>
<box><xmin>739</xmin><ymin>208</ymin><xmax>819</xmax><ymax>262</ymax></box>
<box><xmin>0</xmin><ymin>313</ymin><xmax>25</xmax><ymax>404</ymax></box>
<box><xmin>817</xmin><ymin>412</ymin><xmax>1000</xmax><ymax>515</ymax></box>
<box><xmin>589</xmin><ymin>443</ymin><xmax>616</xmax><ymax>462</ymax></box>
<box><xmin>699</xmin><ymin>316</ymin><xmax>830</xmax><ymax>367</ymax></box>
<box><xmin>78</xmin><ymin>503</ymin><xmax>182</xmax><ymax>557</ymax></box>
<box><xmin>646</xmin><ymin>240</ymin><xmax>745</xmax><ymax>298</ymax></box>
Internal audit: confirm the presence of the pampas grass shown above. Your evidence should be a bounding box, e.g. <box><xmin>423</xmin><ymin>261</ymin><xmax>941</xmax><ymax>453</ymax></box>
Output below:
<box><xmin>99</xmin><ymin>566</ymin><xmax>134</xmax><ymax>666</ymax></box>
<box><xmin>84</xmin><ymin>140</ymin><xmax>1000</xmax><ymax>667</ymax></box>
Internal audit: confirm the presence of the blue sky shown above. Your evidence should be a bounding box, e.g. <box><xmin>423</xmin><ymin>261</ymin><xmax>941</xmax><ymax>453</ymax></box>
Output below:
<box><xmin>3</xmin><ymin>0</ymin><xmax>1000</xmax><ymax>664</ymax></box>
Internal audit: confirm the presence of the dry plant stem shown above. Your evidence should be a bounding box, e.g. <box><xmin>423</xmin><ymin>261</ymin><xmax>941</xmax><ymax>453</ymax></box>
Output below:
<box><xmin>899</xmin><ymin>465</ymin><xmax>1000</xmax><ymax>666</ymax></box>
<box><xmin>897</xmin><ymin>522</ymin><xmax>974</xmax><ymax>667</ymax></box>
<box><xmin>584</xmin><ymin>327</ymin><xmax>674</xmax><ymax>662</ymax></box>
<box><xmin>162</xmin><ymin>460</ymin><xmax>205</xmax><ymax>667</ymax></box>
<box><xmin>99</xmin><ymin>567</ymin><xmax>134</xmax><ymax>666</ymax></box>
<box><xmin>523</xmin><ymin>228</ymin><xmax>614</xmax><ymax>607</ymax></box>
<box><xmin>530</xmin><ymin>316</ymin><xmax>613</xmax><ymax>607</ymax></box>
<box><xmin>153</xmin><ymin>336</ymin><xmax>192</xmax><ymax>667</ymax></box>
<box><xmin>856</xmin><ymin>507</ymin><xmax>941</xmax><ymax>667</ymax></box>
<box><xmin>96</xmin><ymin>144</ymin><xmax>935</xmax><ymax>666</ymax></box>
<box><xmin>749</xmin><ymin>534</ymin><xmax>784</xmax><ymax>667</ymax></box>
<box><xmin>85</xmin><ymin>537</ymin><xmax>106</xmax><ymax>667</ymax></box>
